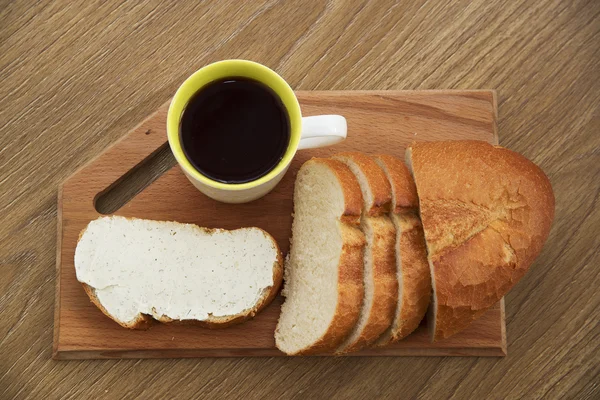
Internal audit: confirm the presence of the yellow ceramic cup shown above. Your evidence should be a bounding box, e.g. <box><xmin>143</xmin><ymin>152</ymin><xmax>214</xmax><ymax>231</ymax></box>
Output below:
<box><xmin>167</xmin><ymin>60</ymin><xmax>346</xmax><ymax>203</ymax></box>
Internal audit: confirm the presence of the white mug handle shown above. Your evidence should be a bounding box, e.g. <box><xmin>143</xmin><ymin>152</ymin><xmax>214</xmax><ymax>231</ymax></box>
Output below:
<box><xmin>298</xmin><ymin>115</ymin><xmax>347</xmax><ymax>150</ymax></box>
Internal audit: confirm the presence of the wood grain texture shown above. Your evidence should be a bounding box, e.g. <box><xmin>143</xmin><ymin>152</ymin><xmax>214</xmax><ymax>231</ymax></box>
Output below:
<box><xmin>1</xmin><ymin>0</ymin><xmax>599</xmax><ymax>399</ymax></box>
<box><xmin>54</xmin><ymin>91</ymin><xmax>503</xmax><ymax>359</ymax></box>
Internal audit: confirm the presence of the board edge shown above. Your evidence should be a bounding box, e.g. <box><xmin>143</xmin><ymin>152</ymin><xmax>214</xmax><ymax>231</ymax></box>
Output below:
<box><xmin>53</xmin><ymin>346</ymin><xmax>507</xmax><ymax>360</ymax></box>
<box><xmin>491</xmin><ymin>89</ymin><xmax>499</xmax><ymax>145</ymax></box>
<box><xmin>500</xmin><ymin>297</ymin><xmax>507</xmax><ymax>356</ymax></box>
<box><xmin>52</xmin><ymin>184</ymin><xmax>64</xmax><ymax>360</ymax></box>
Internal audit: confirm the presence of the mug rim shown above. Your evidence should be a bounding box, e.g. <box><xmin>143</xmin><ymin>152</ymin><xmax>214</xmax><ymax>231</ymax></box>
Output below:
<box><xmin>167</xmin><ymin>59</ymin><xmax>302</xmax><ymax>191</ymax></box>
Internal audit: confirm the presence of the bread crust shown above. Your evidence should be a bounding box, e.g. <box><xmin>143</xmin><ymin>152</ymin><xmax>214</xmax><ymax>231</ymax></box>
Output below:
<box><xmin>332</xmin><ymin>154</ymin><xmax>398</xmax><ymax>353</ymax></box>
<box><xmin>333</xmin><ymin>152</ymin><xmax>392</xmax><ymax>216</ymax></box>
<box><xmin>294</xmin><ymin>223</ymin><xmax>366</xmax><ymax>355</ymax></box>
<box><xmin>407</xmin><ymin>140</ymin><xmax>555</xmax><ymax>340</ymax></box>
<box><xmin>285</xmin><ymin>158</ymin><xmax>366</xmax><ymax>355</ymax></box>
<box><xmin>373</xmin><ymin>154</ymin><xmax>431</xmax><ymax>345</ymax></box>
<box><xmin>316</xmin><ymin>158</ymin><xmax>364</xmax><ymax>224</ymax></box>
<box><xmin>390</xmin><ymin>214</ymin><xmax>431</xmax><ymax>340</ymax></box>
<box><xmin>337</xmin><ymin>215</ymin><xmax>397</xmax><ymax>353</ymax></box>
<box><xmin>373</xmin><ymin>154</ymin><xmax>419</xmax><ymax>212</ymax></box>
<box><xmin>77</xmin><ymin>218</ymin><xmax>283</xmax><ymax>330</ymax></box>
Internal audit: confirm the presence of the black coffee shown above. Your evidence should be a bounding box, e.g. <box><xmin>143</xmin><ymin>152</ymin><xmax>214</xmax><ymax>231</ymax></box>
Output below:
<box><xmin>179</xmin><ymin>77</ymin><xmax>290</xmax><ymax>183</ymax></box>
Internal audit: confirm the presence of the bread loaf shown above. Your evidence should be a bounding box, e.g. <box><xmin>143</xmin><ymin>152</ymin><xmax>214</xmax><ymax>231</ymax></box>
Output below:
<box><xmin>373</xmin><ymin>154</ymin><xmax>431</xmax><ymax>345</ymax></box>
<box><xmin>275</xmin><ymin>158</ymin><xmax>366</xmax><ymax>355</ymax></box>
<box><xmin>406</xmin><ymin>140</ymin><xmax>555</xmax><ymax>340</ymax></box>
<box><xmin>75</xmin><ymin>216</ymin><xmax>283</xmax><ymax>329</ymax></box>
<box><xmin>332</xmin><ymin>152</ymin><xmax>398</xmax><ymax>353</ymax></box>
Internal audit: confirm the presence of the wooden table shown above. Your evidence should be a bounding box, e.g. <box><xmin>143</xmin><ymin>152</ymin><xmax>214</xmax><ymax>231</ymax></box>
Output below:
<box><xmin>1</xmin><ymin>1</ymin><xmax>598</xmax><ymax>398</ymax></box>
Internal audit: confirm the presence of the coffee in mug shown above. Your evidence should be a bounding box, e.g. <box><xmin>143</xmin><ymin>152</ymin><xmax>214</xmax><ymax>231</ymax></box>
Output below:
<box><xmin>180</xmin><ymin>78</ymin><xmax>290</xmax><ymax>184</ymax></box>
<box><xmin>167</xmin><ymin>60</ymin><xmax>347</xmax><ymax>203</ymax></box>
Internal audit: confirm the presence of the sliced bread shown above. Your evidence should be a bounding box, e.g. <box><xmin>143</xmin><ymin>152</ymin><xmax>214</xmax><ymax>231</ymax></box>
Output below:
<box><xmin>373</xmin><ymin>154</ymin><xmax>431</xmax><ymax>345</ymax></box>
<box><xmin>75</xmin><ymin>216</ymin><xmax>283</xmax><ymax>329</ymax></box>
<box><xmin>275</xmin><ymin>158</ymin><xmax>366</xmax><ymax>355</ymax></box>
<box><xmin>406</xmin><ymin>140</ymin><xmax>555</xmax><ymax>340</ymax></box>
<box><xmin>332</xmin><ymin>152</ymin><xmax>398</xmax><ymax>353</ymax></box>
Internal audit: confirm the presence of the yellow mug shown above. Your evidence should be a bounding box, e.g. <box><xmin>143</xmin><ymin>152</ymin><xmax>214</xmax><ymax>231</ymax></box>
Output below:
<box><xmin>167</xmin><ymin>60</ymin><xmax>346</xmax><ymax>203</ymax></box>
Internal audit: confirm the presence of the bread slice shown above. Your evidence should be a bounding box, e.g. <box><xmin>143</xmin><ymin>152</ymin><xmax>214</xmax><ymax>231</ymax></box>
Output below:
<box><xmin>275</xmin><ymin>158</ymin><xmax>366</xmax><ymax>355</ymax></box>
<box><xmin>331</xmin><ymin>152</ymin><xmax>398</xmax><ymax>353</ymax></box>
<box><xmin>75</xmin><ymin>216</ymin><xmax>283</xmax><ymax>329</ymax></box>
<box><xmin>406</xmin><ymin>140</ymin><xmax>555</xmax><ymax>340</ymax></box>
<box><xmin>373</xmin><ymin>154</ymin><xmax>431</xmax><ymax>345</ymax></box>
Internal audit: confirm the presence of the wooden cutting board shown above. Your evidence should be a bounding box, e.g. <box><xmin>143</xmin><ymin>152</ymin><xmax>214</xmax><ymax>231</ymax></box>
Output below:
<box><xmin>54</xmin><ymin>90</ymin><xmax>505</xmax><ymax>359</ymax></box>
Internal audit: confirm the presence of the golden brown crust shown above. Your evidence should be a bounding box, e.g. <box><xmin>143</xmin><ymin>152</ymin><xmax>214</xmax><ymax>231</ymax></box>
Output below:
<box><xmin>289</xmin><ymin>158</ymin><xmax>366</xmax><ymax>355</ymax></box>
<box><xmin>374</xmin><ymin>154</ymin><xmax>419</xmax><ymax>213</ymax></box>
<box><xmin>338</xmin><ymin>215</ymin><xmax>397</xmax><ymax>353</ymax></box>
<box><xmin>77</xmin><ymin>219</ymin><xmax>283</xmax><ymax>330</ymax></box>
<box><xmin>330</xmin><ymin>153</ymin><xmax>397</xmax><ymax>353</ymax></box>
<box><xmin>407</xmin><ymin>140</ymin><xmax>555</xmax><ymax>340</ymax></box>
<box><xmin>333</xmin><ymin>152</ymin><xmax>392</xmax><ymax>216</ymax></box>
<box><xmin>296</xmin><ymin>223</ymin><xmax>365</xmax><ymax>355</ymax></box>
<box><xmin>392</xmin><ymin>214</ymin><xmax>431</xmax><ymax>340</ymax></box>
<box><xmin>312</xmin><ymin>158</ymin><xmax>364</xmax><ymax>225</ymax></box>
<box><xmin>373</xmin><ymin>155</ymin><xmax>431</xmax><ymax>346</ymax></box>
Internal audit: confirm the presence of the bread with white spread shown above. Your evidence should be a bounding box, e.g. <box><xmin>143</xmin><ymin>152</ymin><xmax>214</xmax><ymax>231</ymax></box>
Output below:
<box><xmin>75</xmin><ymin>216</ymin><xmax>283</xmax><ymax>329</ymax></box>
